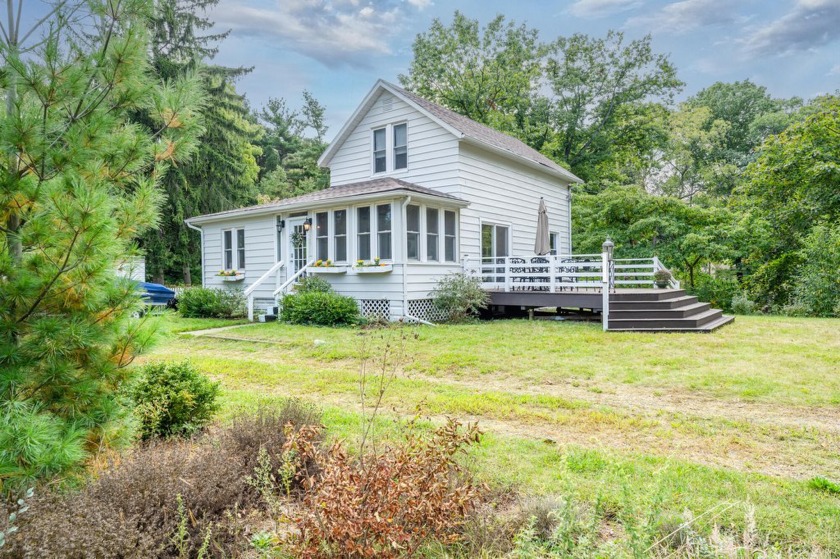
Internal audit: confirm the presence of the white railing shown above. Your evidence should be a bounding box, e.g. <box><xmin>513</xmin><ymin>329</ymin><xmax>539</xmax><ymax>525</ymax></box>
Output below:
<box><xmin>273</xmin><ymin>259</ymin><xmax>315</xmax><ymax>298</ymax></box>
<box><xmin>245</xmin><ymin>260</ymin><xmax>285</xmax><ymax>321</ymax></box>
<box><xmin>653</xmin><ymin>256</ymin><xmax>681</xmax><ymax>289</ymax></box>
<box><xmin>464</xmin><ymin>254</ymin><xmax>662</xmax><ymax>292</ymax></box>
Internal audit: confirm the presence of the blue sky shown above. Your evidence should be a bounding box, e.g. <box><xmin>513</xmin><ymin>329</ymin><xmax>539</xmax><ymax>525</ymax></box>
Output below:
<box><xmin>24</xmin><ymin>1</ymin><xmax>840</xmax><ymax>139</ymax></box>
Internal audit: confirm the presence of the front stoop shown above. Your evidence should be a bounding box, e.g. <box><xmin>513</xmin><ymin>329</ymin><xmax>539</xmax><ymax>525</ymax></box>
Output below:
<box><xmin>607</xmin><ymin>289</ymin><xmax>734</xmax><ymax>333</ymax></box>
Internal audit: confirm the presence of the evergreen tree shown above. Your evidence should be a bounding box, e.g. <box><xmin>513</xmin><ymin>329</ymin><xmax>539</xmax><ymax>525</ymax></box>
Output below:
<box><xmin>0</xmin><ymin>0</ymin><xmax>203</xmax><ymax>491</ymax></box>
<box><xmin>141</xmin><ymin>0</ymin><xmax>261</xmax><ymax>284</ymax></box>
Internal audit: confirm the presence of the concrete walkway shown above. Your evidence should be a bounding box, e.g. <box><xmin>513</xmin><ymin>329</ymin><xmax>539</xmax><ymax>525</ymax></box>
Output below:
<box><xmin>180</xmin><ymin>323</ymin><xmax>257</xmax><ymax>337</ymax></box>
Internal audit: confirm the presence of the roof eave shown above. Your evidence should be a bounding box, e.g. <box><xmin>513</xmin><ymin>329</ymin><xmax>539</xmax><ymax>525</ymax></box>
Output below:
<box><xmin>185</xmin><ymin>189</ymin><xmax>469</xmax><ymax>226</ymax></box>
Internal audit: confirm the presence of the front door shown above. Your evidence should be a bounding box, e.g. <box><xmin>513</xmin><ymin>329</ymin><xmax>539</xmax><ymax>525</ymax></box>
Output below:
<box><xmin>287</xmin><ymin>217</ymin><xmax>309</xmax><ymax>274</ymax></box>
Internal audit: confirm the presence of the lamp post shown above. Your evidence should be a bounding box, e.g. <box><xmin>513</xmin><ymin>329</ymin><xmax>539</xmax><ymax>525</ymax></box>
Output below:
<box><xmin>601</xmin><ymin>238</ymin><xmax>614</xmax><ymax>332</ymax></box>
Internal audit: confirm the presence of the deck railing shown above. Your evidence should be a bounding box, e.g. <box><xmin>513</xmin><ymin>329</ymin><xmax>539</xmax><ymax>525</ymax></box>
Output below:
<box><xmin>464</xmin><ymin>254</ymin><xmax>669</xmax><ymax>291</ymax></box>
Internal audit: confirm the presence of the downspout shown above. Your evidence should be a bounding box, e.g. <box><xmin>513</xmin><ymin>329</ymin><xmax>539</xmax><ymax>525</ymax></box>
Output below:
<box><xmin>401</xmin><ymin>196</ymin><xmax>412</xmax><ymax>320</ymax></box>
<box><xmin>185</xmin><ymin>221</ymin><xmax>205</xmax><ymax>287</ymax></box>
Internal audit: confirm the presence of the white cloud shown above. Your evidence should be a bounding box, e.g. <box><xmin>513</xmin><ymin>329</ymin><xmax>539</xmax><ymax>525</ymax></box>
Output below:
<box><xmin>568</xmin><ymin>0</ymin><xmax>642</xmax><ymax>19</ymax></box>
<box><xmin>211</xmin><ymin>0</ymin><xmax>406</xmax><ymax>68</ymax></box>
<box><xmin>406</xmin><ymin>0</ymin><xmax>433</xmax><ymax>9</ymax></box>
<box><xmin>626</xmin><ymin>0</ymin><xmax>744</xmax><ymax>33</ymax></box>
<box><xmin>829</xmin><ymin>63</ymin><xmax>840</xmax><ymax>75</ymax></box>
<box><xmin>742</xmin><ymin>0</ymin><xmax>840</xmax><ymax>57</ymax></box>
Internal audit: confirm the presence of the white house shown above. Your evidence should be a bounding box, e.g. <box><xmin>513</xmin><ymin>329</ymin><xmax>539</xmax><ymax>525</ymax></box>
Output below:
<box><xmin>185</xmin><ymin>80</ymin><xmax>583</xmax><ymax>322</ymax></box>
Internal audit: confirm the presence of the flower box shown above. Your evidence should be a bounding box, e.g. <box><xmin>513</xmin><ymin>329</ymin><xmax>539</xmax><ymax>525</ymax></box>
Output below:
<box><xmin>355</xmin><ymin>264</ymin><xmax>393</xmax><ymax>274</ymax></box>
<box><xmin>310</xmin><ymin>266</ymin><xmax>348</xmax><ymax>274</ymax></box>
<box><xmin>220</xmin><ymin>274</ymin><xmax>245</xmax><ymax>282</ymax></box>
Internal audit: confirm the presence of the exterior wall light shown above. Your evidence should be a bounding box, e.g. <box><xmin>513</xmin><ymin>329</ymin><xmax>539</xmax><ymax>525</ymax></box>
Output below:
<box><xmin>303</xmin><ymin>217</ymin><xmax>312</xmax><ymax>232</ymax></box>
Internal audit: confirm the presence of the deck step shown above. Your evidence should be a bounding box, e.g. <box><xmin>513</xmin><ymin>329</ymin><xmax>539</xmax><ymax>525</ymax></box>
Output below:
<box><xmin>609</xmin><ymin>315</ymin><xmax>734</xmax><ymax>333</ymax></box>
<box><xmin>609</xmin><ymin>301</ymin><xmax>710</xmax><ymax>319</ymax></box>
<box><xmin>608</xmin><ymin>308</ymin><xmax>723</xmax><ymax>330</ymax></box>
<box><xmin>610</xmin><ymin>295</ymin><xmax>698</xmax><ymax>310</ymax></box>
<box><xmin>609</xmin><ymin>289</ymin><xmax>685</xmax><ymax>302</ymax></box>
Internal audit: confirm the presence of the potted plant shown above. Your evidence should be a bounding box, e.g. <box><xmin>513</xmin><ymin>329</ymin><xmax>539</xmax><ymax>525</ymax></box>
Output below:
<box><xmin>653</xmin><ymin>268</ymin><xmax>672</xmax><ymax>288</ymax></box>
<box><xmin>311</xmin><ymin>258</ymin><xmax>347</xmax><ymax>274</ymax></box>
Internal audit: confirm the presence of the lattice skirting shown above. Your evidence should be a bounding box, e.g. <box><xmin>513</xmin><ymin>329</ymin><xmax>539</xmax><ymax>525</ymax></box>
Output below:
<box><xmin>358</xmin><ymin>299</ymin><xmax>391</xmax><ymax>320</ymax></box>
<box><xmin>407</xmin><ymin>299</ymin><xmax>447</xmax><ymax>323</ymax></box>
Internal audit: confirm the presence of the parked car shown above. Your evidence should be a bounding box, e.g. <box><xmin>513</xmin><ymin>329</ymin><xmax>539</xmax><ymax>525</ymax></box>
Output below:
<box><xmin>136</xmin><ymin>281</ymin><xmax>177</xmax><ymax>309</ymax></box>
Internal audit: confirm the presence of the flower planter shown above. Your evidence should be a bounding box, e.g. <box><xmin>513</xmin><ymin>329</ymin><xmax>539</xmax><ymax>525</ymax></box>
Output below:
<box><xmin>311</xmin><ymin>266</ymin><xmax>348</xmax><ymax>274</ymax></box>
<box><xmin>355</xmin><ymin>265</ymin><xmax>393</xmax><ymax>274</ymax></box>
<box><xmin>220</xmin><ymin>274</ymin><xmax>245</xmax><ymax>282</ymax></box>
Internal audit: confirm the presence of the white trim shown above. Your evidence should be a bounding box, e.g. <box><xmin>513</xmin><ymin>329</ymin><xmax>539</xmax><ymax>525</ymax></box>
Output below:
<box><xmin>478</xmin><ymin>219</ymin><xmax>512</xmax><ymax>259</ymax></box>
<box><xmin>221</xmin><ymin>227</ymin><xmax>246</xmax><ymax>271</ymax></box>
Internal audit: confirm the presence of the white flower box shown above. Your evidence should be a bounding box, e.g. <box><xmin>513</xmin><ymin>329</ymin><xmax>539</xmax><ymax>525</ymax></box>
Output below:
<box><xmin>310</xmin><ymin>266</ymin><xmax>348</xmax><ymax>274</ymax></box>
<box><xmin>220</xmin><ymin>274</ymin><xmax>245</xmax><ymax>282</ymax></box>
<box><xmin>355</xmin><ymin>264</ymin><xmax>393</xmax><ymax>274</ymax></box>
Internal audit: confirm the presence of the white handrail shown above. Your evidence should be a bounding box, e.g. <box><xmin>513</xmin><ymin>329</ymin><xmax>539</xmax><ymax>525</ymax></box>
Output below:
<box><xmin>273</xmin><ymin>258</ymin><xmax>315</xmax><ymax>297</ymax></box>
<box><xmin>245</xmin><ymin>260</ymin><xmax>285</xmax><ymax>297</ymax></box>
<box><xmin>246</xmin><ymin>260</ymin><xmax>285</xmax><ymax>321</ymax></box>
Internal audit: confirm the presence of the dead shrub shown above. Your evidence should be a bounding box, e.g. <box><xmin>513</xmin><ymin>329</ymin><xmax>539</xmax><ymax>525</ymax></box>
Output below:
<box><xmin>292</xmin><ymin>418</ymin><xmax>484</xmax><ymax>558</ymax></box>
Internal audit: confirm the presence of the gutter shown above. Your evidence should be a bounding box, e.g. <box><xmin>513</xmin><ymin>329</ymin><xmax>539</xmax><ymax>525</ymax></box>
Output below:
<box><xmin>185</xmin><ymin>221</ymin><xmax>205</xmax><ymax>287</ymax></box>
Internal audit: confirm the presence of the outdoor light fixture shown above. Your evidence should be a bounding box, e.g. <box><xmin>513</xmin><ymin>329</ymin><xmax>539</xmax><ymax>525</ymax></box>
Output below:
<box><xmin>276</xmin><ymin>218</ymin><xmax>285</xmax><ymax>232</ymax></box>
<box><xmin>602</xmin><ymin>238</ymin><xmax>614</xmax><ymax>260</ymax></box>
<box><xmin>303</xmin><ymin>218</ymin><xmax>312</xmax><ymax>232</ymax></box>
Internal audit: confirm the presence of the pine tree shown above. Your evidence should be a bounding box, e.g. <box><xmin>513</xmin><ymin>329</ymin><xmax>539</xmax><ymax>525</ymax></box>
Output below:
<box><xmin>0</xmin><ymin>0</ymin><xmax>203</xmax><ymax>491</ymax></box>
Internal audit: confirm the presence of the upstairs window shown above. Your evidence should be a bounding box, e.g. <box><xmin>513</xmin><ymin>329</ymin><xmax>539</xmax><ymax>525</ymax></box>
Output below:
<box><xmin>393</xmin><ymin>124</ymin><xmax>407</xmax><ymax>170</ymax></box>
<box><xmin>373</xmin><ymin>128</ymin><xmax>386</xmax><ymax>173</ymax></box>
<box><xmin>371</xmin><ymin>123</ymin><xmax>407</xmax><ymax>174</ymax></box>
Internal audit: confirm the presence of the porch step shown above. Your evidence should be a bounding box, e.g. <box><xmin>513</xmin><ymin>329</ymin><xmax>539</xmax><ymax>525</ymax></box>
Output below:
<box><xmin>609</xmin><ymin>314</ymin><xmax>735</xmax><ymax>333</ymax></box>
<box><xmin>610</xmin><ymin>289</ymin><xmax>685</xmax><ymax>302</ymax></box>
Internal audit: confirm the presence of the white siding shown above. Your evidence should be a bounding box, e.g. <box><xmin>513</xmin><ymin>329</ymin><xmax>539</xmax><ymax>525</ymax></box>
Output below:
<box><xmin>202</xmin><ymin>214</ymin><xmax>279</xmax><ymax>299</ymax></box>
<box><xmin>329</xmin><ymin>92</ymin><xmax>461</xmax><ymax>195</ymax></box>
<box><xmin>457</xmin><ymin>143</ymin><xmax>572</xmax><ymax>259</ymax></box>
<box><xmin>405</xmin><ymin>263</ymin><xmax>461</xmax><ymax>300</ymax></box>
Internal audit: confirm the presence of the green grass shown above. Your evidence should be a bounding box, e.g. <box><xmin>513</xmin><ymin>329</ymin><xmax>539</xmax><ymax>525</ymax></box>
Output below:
<box><xmin>142</xmin><ymin>314</ymin><xmax>840</xmax><ymax>553</ymax></box>
<box><xmin>148</xmin><ymin>311</ymin><xmax>249</xmax><ymax>336</ymax></box>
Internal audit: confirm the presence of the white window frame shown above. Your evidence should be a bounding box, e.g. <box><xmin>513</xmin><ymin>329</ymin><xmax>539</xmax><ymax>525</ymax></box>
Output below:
<box><xmin>222</xmin><ymin>227</ymin><xmax>246</xmax><ymax>270</ymax></box>
<box><xmin>356</xmin><ymin>205</ymin><xmax>373</xmax><ymax>262</ymax></box>
<box><xmin>406</xmin><ymin>203</ymin><xmax>421</xmax><ymax>261</ymax></box>
<box><xmin>549</xmin><ymin>231</ymin><xmax>561</xmax><ymax>255</ymax></box>
<box><xmin>315</xmin><ymin>211</ymin><xmax>329</xmax><ymax>262</ymax></box>
<box><xmin>375</xmin><ymin>202</ymin><xmax>393</xmax><ymax>261</ymax></box>
<box><xmin>333</xmin><ymin>208</ymin><xmax>349</xmax><ymax>263</ymax></box>
<box><xmin>370</xmin><ymin>122</ymin><xmax>408</xmax><ymax>176</ymax></box>
<box><xmin>425</xmin><ymin>206</ymin><xmax>440</xmax><ymax>262</ymax></box>
<box><xmin>479</xmin><ymin>220</ymin><xmax>511</xmax><ymax>259</ymax></box>
<box><xmin>443</xmin><ymin>210</ymin><xmax>458</xmax><ymax>263</ymax></box>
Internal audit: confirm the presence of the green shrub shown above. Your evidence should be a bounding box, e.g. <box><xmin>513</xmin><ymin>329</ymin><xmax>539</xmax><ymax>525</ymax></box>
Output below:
<box><xmin>129</xmin><ymin>361</ymin><xmax>220</xmax><ymax>439</ymax></box>
<box><xmin>808</xmin><ymin>476</ymin><xmax>840</xmax><ymax>495</ymax></box>
<box><xmin>294</xmin><ymin>275</ymin><xmax>333</xmax><ymax>294</ymax></box>
<box><xmin>280</xmin><ymin>291</ymin><xmax>360</xmax><ymax>326</ymax></box>
<box><xmin>730</xmin><ymin>292</ymin><xmax>757</xmax><ymax>315</ymax></box>
<box><xmin>690</xmin><ymin>272</ymin><xmax>740</xmax><ymax>312</ymax></box>
<box><xmin>788</xmin><ymin>224</ymin><xmax>840</xmax><ymax>317</ymax></box>
<box><xmin>178</xmin><ymin>287</ymin><xmax>245</xmax><ymax>319</ymax></box>
<box><xmin>431</xmin><ymin>273</ymin><xmax>490</xmax><ymax>322</ymax></box>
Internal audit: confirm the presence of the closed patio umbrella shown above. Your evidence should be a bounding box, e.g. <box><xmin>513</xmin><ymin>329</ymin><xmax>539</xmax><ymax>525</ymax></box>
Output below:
<box><xmin>534</xmin><ymin>197</ymin><xmax>550</xmax><ymax>255</ymax></box>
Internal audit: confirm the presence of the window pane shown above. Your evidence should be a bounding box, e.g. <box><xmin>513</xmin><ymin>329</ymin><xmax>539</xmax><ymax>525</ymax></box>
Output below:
<box><xmin>406</xmin><ymin>204</ymin><xmax>420</xmax><ymax>232</ymax></box>
<box><xmin>481</xmin><ymin>225</ymin><xmax>493</xmax><ymax>258</ymax></box>
<box><xmin>237</xmin><ymin>229</ymin><xmax>246</xmax><ymax>269</ymax></box>
<box><xmin>444</xmin><ymin>211</ymin><xmax>456</xmax><ymax>236</ymax></box>
<box><xmin>445</xmin><ymin>236</ymin><xmax>456</xmax><ymax>262</ymax></box>
<box><xmin>407</xmin><ymin>233</ymin><xmax>419</xmax><ymax>260</ymax></box>
<box><xmin>334</xmin><ymin>210</ymin><xmax>346</xmax><ymax>235</ymax></box>
<box><xmin>495</xmin><ymin>225</ymin><xmax>508</xmax><ymax>257</ymax></box>
<box><xmin>373</xmin><ymin>128</ymin><xmax>386</xmax><ymax>173</ymax></box>
<box><xmin>426</xmin><ymin>208</ymin><xmax>438</xmax><ymax>234</ymax></box>
<box><xmin>394</xmin><ymin>124</ymin><xmax>407</xmax><ymax>170</ymax></box>
<box><xmin>426</xmin><ymin>208</ymin><xmax>439</xmax><ymax>261</ymax></box>
<box><xmin>317</xmin><ymin>238</ymin><xmax>328</xmax><ymax>261</ymax></box>
<box><xmin>377</xmin><ymin>203</ymin><xmax>391</xmax><ymax>231</ymax></box>
<box><xmin>357</xmin><ymin>207</ymin><xmax>370</xmax><ymax>233</ymax></box>
<box><xmin>224</xmin><ymin>230</ymin><xmax>232</xmax><ymax>269</ymax></box>
<box><xmin>378</xmin><ymin>233</ymin><xmax>392</xmax><ymax>260</ymax></box>
<box><xmin>358</xmin><ymin>236</ymin><xmax>371</xmax><ymax>261</ymax></box>
<box><xmin>316</xmin><ymin>212</ymin><xmax>328</xmax><ymax>236</ymax></box>
<box><xmin>335</xmin><ymin>237</ymin><xmax>347</xmax><ymax>262</ymax></box>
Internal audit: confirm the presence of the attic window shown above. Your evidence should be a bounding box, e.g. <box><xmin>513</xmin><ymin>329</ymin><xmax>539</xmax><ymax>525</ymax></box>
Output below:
<box><xmin>371</xmin><ymin>123</ymin><xmax>408</xmax><ymax>175</ymax></box>
<box><xmin>373</xmin><ymin>128</ymin><xmax>386</xmax><ymax>173</ymax></box>
<box><xmin>394</xmin><ymin>124</ymin><xmax>407</xmax><ymax>170</ymax></box>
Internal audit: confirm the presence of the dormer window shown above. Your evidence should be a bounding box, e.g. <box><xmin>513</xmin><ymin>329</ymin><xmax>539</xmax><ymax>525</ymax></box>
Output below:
<box><xmin>371</xmin><ymin>123</ymin><xmax>407</xmax><ymax>174</ymax></box>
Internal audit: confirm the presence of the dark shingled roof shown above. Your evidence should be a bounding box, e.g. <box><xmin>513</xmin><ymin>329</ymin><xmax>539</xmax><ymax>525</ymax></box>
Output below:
<box><xmin>187</xmin><ymin>178</ymin><xmax>466</xmax><ymax>223</ymax></box>
<box><xmin>384</xmin><ymin>82</ymin><xmax>580</xmax><ymax>181</ymax></box>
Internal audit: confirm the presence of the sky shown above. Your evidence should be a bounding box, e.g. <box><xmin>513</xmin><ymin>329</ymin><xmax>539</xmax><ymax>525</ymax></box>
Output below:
<box><xmin>23</xmin><ymin>1</ymin><xmax>840</xmax><ymax>139</ymax></box>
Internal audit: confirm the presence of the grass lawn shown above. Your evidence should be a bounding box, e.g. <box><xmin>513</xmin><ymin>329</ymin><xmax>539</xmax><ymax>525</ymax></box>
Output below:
<box><xmin>145</xmin><ymin>314</ymin><xmax>840</xmax><ymax>553</ymax></box>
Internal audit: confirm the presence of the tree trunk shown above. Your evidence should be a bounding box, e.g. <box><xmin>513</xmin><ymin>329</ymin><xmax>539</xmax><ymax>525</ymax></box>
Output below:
<box><xmin>182</xmin><ymin>263</ymin><xmax>191</xmax><ymax>286</ymax></box>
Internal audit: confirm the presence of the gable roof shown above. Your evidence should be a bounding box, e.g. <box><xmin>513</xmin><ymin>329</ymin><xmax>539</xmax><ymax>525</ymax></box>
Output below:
<box><xmin>318</xmin><ymin>80</ymin><xmax>583</xmax><ymax>184</ymax></box>
<box><xmin>186</xmin><ymin>177</ymin><xmax>468</xmax><ymax>225</ymax></box>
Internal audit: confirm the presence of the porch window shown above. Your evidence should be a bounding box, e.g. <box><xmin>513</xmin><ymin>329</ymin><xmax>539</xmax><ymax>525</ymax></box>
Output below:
<box><xmin>223</xmin><ymin>228</ymin><xmax>245</xmax><ymax>270</ymax></box>
<box><xmin>444</xmin><ymin>211</ymin><xmax>457</xmax><ymax>262</ymax></box>
<box><xmin>315</xmin><ymin>211</ymin><xmax>329</xmax><ymax>261</ymax></box>
<box><xmin>549</xmin><ymin>232</ymin><xmax>560</xmax><ymax>255</ymax></box>
<box><xmin>393</xmin><ymin>123</ymin><xmax>407</xmax><ymax>170</ymax></box>
<box><xmin>373</xmin><ymin>128</ymin><xmax>386</xmax><ymax>173</ymax></box>
<box><xmin>406</xmin><ymin>204</ymin><xmax>420</xmax><ymax>260</ymax></box>
<box><xmin>376</xmin><ymin>203</ymin><xmax>392</xmax><ymax>260</ymax></box>
<box><xmin>357</xmin><ymin>206</ymin><xmax>371</xmax><ymax>261</ymax></box>
<box><xmin>334</xmin><ymin>209</ymin><xmax>347</xmax><ymax>262</ymax></box>
<box><xmin>426</xmin><ymin>207</ymin><xmax>439</xmax><ymax>261</ymax></box>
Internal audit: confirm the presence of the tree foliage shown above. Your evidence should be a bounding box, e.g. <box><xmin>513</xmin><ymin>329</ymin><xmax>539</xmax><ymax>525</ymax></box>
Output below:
<box><xmin>0</xmin><ymin>0</ymin><xmax>203</xmax><ymax>491</ymax></box>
